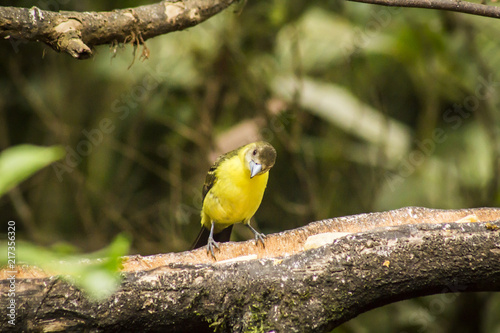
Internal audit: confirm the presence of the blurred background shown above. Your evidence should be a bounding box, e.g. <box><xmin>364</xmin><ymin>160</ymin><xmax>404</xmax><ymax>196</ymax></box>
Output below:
<box><xmin>1</xmin><ymin>0</ymin><xmax>500</xmax><ymax>332</ymax></box>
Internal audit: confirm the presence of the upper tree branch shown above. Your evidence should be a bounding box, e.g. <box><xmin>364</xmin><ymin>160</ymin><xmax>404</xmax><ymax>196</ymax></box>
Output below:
<box><xmin>2</xmin><ymin>0</ymin><xmax>499</xmax><ymax>60</ymax></box>
<box><xmin>347</xmin><ymin>0</ymin><xmax>500</xmax><ymax>19</ymax></box>
<box><xmin>0</xmin><ymin>0</ymin><xmax>237</xmax><ymax>59</ymax></box>
<box><xmin>1</xmin><ymin>207</ymin><xmax>500</xmax><ymax>332</ymax></box>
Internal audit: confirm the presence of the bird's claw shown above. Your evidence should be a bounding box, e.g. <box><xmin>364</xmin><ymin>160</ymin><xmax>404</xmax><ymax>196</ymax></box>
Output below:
<box><xmin>254</xmin><ymin>232</ymin><xmax>266</xmax><ymax>247</ymax></box>
<box><xmin>207</xmin><ymin>238</ymin><xmax>220</xmax><ymax>259</ymax></box>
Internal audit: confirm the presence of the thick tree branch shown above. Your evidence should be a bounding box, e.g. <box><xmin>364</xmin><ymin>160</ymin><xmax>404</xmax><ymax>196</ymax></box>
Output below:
<box><xmin>0</xmin><ymin>0</ymin><xmax>236</xmax><ymax>59</ymax></box>
<box><xmin>1</xmin><ymin>207</ymin><xmax>500</xmax><ymax>332</ymax></box>
<box><xmin>347</xmin><ymin>0</ymin><xmax>500</xmax><ymax>19</ymax></box>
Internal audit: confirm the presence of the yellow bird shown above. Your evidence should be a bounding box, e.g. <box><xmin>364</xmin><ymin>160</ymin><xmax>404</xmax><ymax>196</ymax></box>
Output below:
<box><xmin>192</xmin><ymin>141</ymin><xmax>277</xmax><ymax>258</ymax></box>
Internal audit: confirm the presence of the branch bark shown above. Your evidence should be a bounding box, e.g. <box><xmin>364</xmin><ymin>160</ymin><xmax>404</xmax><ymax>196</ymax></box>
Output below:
<box><xmin>346</xmin><ymin>0</ymin><xmax>500</xmax><ymax>19</ymax></box>
<box><xmin>1</xmin><ymin>207</ymin><xmax>500</xmax><ymax>332</ymax></box>
<box><xmin>0</xmin><ymin>0</ymin><xmax>237</xmax><ymax>59</ymax></box>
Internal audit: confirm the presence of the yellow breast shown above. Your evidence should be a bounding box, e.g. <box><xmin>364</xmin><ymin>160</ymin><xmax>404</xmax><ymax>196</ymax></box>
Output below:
<box><xmin>201</xmin><ymin>153</ymin><xmax>269</xmax><ymax>232</ymax></box>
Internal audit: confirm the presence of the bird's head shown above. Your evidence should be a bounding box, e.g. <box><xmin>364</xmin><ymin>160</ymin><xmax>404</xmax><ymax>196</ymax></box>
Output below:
<box><xmin>243</xmin><ymin>141</ymin><xmax>277</xmax><ymax>178</ymax></box>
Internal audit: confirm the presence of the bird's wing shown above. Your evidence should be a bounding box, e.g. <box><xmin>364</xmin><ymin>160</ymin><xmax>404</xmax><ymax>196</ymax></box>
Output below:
<box><xmin>201</xmin><ymin>147</ymin><xmax>240</xmax><ymax>202</ymax></box>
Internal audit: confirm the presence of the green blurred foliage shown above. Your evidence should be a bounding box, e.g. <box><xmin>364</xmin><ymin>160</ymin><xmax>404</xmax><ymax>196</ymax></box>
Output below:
<box><xmin>1</xmin><ymin>0</ymin><xmax>499</xmax><ymax>331</ymax></box>
<box><xmin>0</xmin><ymin>144</ymin><xmax>64</xmax><ymax>196</ymax></box>
<box><xmin>1</xmin><ymin>234</ymin><xmax>130</xmax><ymax>300</ymax></box>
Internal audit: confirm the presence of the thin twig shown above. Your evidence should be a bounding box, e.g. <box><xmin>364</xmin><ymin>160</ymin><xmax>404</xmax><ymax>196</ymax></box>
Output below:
<box><xmin>346</xmin><ymin>0</ymin><xmax>500</xmax><ymax>19</ymax></box>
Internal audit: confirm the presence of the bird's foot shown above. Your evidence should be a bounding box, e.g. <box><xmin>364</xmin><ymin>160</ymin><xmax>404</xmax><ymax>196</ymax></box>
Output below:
<box><xmin>246</xmin><ymin>223</ymin><xmax>266</xmax><ymax>248</ymax></box>
<box><xmin>207</xmin><ymin>237</ymin><xmax>220</xmax><ymax>259</ymax></box>
<box><xmin>254</xmin><ymin>231</ymin><xmax>266</xmax><ymax>247</ymax></box>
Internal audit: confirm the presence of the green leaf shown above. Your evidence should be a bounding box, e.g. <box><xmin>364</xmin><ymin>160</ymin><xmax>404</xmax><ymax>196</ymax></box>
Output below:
<box><xmin>0</xmin><ymin>234</ymin><xmax>131</xmax><ymax>301</ymax></box>
<box><xmin>0</xmin><ymin>144</ymin><xmax>65</xmax><ymax>197</ymax></box>
<box><xmin>79</xmin><ymin>268</ymin><xmax>122</xmax><ymax>300</ymax></box>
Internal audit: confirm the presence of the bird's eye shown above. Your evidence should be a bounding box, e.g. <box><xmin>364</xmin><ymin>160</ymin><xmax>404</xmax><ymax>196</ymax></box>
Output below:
<box><xmin>252</xmin><ymin>149</ymin><xmax>257</xmax><ymax>156</ymax></box>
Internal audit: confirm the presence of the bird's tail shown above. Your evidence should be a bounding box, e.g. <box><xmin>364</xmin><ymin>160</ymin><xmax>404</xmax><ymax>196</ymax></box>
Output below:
<box><xmin>191</xmin><ymin>225</ymin><xmax>234</xmax><ymax>250</ymax></box>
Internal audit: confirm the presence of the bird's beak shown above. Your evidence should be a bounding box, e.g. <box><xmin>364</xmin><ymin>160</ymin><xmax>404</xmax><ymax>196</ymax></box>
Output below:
<box><xmin>249</xmin><ymin>161</ymin><xmax>262</xmax><ymax>178</ymax></box>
